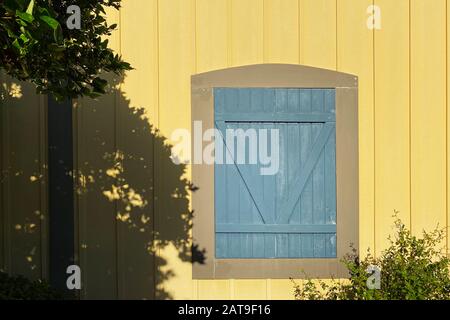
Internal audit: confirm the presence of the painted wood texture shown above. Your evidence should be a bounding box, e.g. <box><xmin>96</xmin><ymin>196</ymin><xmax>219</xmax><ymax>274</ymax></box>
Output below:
<box><xmin>214</xmin><ymin>88</ymin><xmax>336</xmax><ymax>259</ymax></box>
<box><xmin>2</xmin><ymin>0</ymin><xmax>450</xmax><ymax>300</ymax></box>
<box><xmin>0</xmin><ymin>76</ymin><xmax>47</xmax><ymax>280</ymax></box>
<box><xmin>373</xmin><ymin>0</ymin><xmax>411</xmax><ymax>253</ymax></box>
<box><xmin>337</xmin><ymin>0</ymin><xmax>375</xmax><ymax>256</ymax></box>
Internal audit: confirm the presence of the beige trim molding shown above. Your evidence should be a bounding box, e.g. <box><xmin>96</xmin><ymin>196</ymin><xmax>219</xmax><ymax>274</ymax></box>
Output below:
<box><xmin>191</xmin><ymin>64</ymin><xmax>359</xmax><ymax>279</ymax></box>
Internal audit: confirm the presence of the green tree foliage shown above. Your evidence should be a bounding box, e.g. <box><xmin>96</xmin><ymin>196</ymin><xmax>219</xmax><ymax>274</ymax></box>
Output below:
<box><xmin>0</xmin><ymin>272</ymin><xmax>62</xmax><ymax>300</ymax></box>
<box><xmin>0</xmin><ymin>0</ymin><xmax>131</xmax><ymax>100</ymax></box>
<box><xmin>293</xmin><ymin>218</ymin><xmax>450</xmax><ymax>300</ymax></box>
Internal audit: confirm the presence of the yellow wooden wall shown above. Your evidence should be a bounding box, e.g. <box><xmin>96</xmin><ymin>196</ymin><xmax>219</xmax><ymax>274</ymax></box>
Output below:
<box><xmin>2</xmin><ymin>0</ymin><xmax>450</xmax><ymax>300</ymax></box>
<box><xmin>110</xmin><ymin>0</ymin><xmax>449</xmax><ymax>299</ymax></box>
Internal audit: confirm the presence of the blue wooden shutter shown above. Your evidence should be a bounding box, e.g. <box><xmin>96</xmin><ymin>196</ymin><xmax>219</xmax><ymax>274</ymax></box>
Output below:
<box><xmin>214</xmin><ymin>88</ymin><xmax>336</xmax><ymax>258</ymax></box>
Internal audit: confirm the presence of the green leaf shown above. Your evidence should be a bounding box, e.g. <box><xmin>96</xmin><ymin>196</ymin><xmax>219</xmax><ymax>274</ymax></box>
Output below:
<box><xmin>92</xmin><ymin>77</ymin><xmax>108</xmax><ymax>93</ymax></box>
<box><xmin>39</xmin><ymin>15</ymin><xmax>60</xmax><ymax>30</ymax></box>
<box><xmin>19</xmin><ymin>33</ymin><xmax>29</xmax><ymax>43</ymax></box>
<box><xmin>16</xmin><ymin>10</ymin><xmax>34</xmax><ymax>23</ymax></box>
<box><xmin>17</xmin><ymin>19</ymin><xmax>28</xmax><ymax>27</ymax></box>
<box><xmin>26</xmin><ymin>0</ymin><xmax>34</xmax><ymax>15</ymax></box>
<box><xmin>12</xmin><ymin>39</ymin><xmax>21</xmax><ymax>50</ymax></box>
<box><xmin>0</xmin><ymin>0</ymin><xmax>132</xmax><ymax>100</ymax></box>
<box><xmin>53</xmin><ymin>24</ymin><xmax>63</xmax><ymax>44</ymax></box>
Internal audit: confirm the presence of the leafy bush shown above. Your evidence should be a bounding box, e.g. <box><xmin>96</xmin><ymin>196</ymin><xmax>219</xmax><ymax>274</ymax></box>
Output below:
<box><xmin>0</xmin><ymin>0</ymin><xmax>131</xmax><ymax>100</ymax></box>
<box><xmin>0</xmin><ymin>272</ymin><xmax>62</xmax><ymax>300</ymax></box>
<box><xmin>293</xmin><ymin>218</ymin><xmax>450</xmax><ymax>300</ymax></box>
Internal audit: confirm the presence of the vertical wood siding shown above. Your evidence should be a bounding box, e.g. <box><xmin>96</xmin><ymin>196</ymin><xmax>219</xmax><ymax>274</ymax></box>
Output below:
<box><xmin>2</xmin><ymin>0</ymin><xmax>450</xmax><ymax>300</ymax></box>
<box><xmin>0</xmin><ymin>75</ymin><xmax>48</xmax><ymax>280</ymax></box>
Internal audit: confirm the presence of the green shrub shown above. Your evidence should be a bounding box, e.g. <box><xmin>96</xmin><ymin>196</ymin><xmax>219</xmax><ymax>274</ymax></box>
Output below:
<box><xmin>1</xmin><ymin>0</ymin><xmax>132</xmax><ymax>100</ymax></box>
<box><xmin>0</xmin><ymin>272</ymin><xmax>62</xmax><ymax>300</ymax></box>
<box><xmin>293</xmin><ymin>218</ymin><xmax>450</xmax><ymax>300</ymax></box>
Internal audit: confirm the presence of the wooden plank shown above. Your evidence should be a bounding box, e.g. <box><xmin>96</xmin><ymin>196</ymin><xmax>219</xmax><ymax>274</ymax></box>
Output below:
<box><xmin>325</xmin><ymin>130</ymin><xmax>336</xmax><ymax>224</ymax></box>
<box><xmin>299</xmin><ymin>0</ymin><xmax>336</xmax><ymax>69</ymax></box>
<box><xmin>230</xmin><ymin>0</ymin><xmax>264</xmax><ymax>66</ymax></box>
<box><xmin>215</xmin><ymin>120</ymin><xmax>270</xmax><ymax>224</ymax></box>
<box><xmin>116</xmin><ymin>0</ymin><xmax>158</xmax><ymax>299</ymax></box>
<box><xmin>76</xmin><ymin>7</ymin><xmax>120</xmax><ymax>299</ymax></box>
<box><xmin>216</xmin><ymin>234</ymin><xmax>228</xmax><ymax>258</ymax></box>
<box><xmin>288</xmin><ymin>90</ymin><xmax>300</xmax><ymax>113</ymax></box>
<box><xmin>272</xmin><ymin>122</ymin><xmax>287</xmax><ymax>246</ymax></box>
<box><xmin>326</xmin><ymin>233</ymin><xmax>337</xmax><ymax>258</ymax></box>
<box><xmin>252</xmin><ymin>234</ymin><xmax>265</xmax><ymax>258</ymax></box>
<box><xmin>312</xmin><ymin>124</ymin><xmax>326</xmax><ymax>225</ymax></box>
<box><xmin>262</xmin><ymin>125</ymin><xmax>277</xmax><ymax>257</ymax></box>
<box><xmin>263</xmin><ymin>0</ymin><xmax>299</xmax><ymax>63</ymax></box>
<box><xmin>311</xmin><ymin>122</ymin><xmax>324</xmax><ymax>225</ymax></box>
<box><xmin>287</xmin><ymin>122</ymin><xmax>301</xmax><ymax>259</ymax></box>
<box><xmin>263</xmin><ymin>89</ymin><xmax>276</xmax><ymax>113</ymax></box>
<box><xmin>226</xmin><ymin>148</ymin><xmax>241</xmax><ymax>225</ymax></box>
<box><xmin>311</xmin><ymin>90</ymin><xmax>324</xmax><ymax>113</ymax></box>
<box><xmin>241</xmin><ymin>234</ymin><xmax>252</xmax><ymax>257</ymax></box>
<box><xmin>410</xmin><ymin>0</ymin><xmax>447</xmax><ymax>235</ymax></box>
<box><xmin>278</xmin><ymin>123</ymin><xmax>334</xmax><ymax>223</ymax></box>
<box><xmin>264</xmin><ymin>234</ymin><xmax>276</xmax><ymax>258</ymax></box>
<box><xmin>324</xmin><ymin>89</ymin><xmax>336</xmax><ymax>228</ymax></box>
<box><xmin>157</xmin><ymin>0</ymin><xmax>197</xmax><ymax>299</ymax></box>
<box><xmin>373</xmin><ymin>0</ymin><xmax>411</xmax><ymax>253</ymax></box>
<box><xmin>300</xmin><ymin>234</ymin><xmax>314</xmax><ymax>258</ymax></box>
<box><xmin>0</xmin><ymin>77</ymin><xmax>45</xmax><ymax>279</ymax></box>
<box><xmin>268</xmin><ymin>279</ymin><xmax>295</xmax><ymax>300</ymax></box>
<box><xmin>195</xmin><ymin>0</ymin><xmax>233</xmax><ymax>299</ymax></box>
<box><xmin>447</xmin><ymin>0</ymin><xmax>450</xmax><ymax>256</ymax></box>
<box><xmin>215</xmin><ymin>113</ymin><xmax>335</xmax><ymax>122</ymax></box>
<box><xmin>299</xmin><ymin>125</ymin><xmax>313</xmax><ymax>226</ymax></box>
<box><xmin>288</xmin><ymin>234</ymin><xmax>301</xmax><ymax>257</ymax></box>
<box><xmin>298</xmin><ymin>94</ymin><xmax>313</xmax><ymax>234</ymax></box>
<box><xmin>324</xmin><ymin>90</ymin><xmax>335</xmax><ymax>113</ymax></box>
<box><xmin>263</xmin><ymin>123</ymin><xmax>276</xmax><ymax>223</ymax></box>
<box><xmin>287</xmin><ymin>123</ymin><xmax>300</xmax><ymax>223</ymax></box>
<box><xmin>197</xmin><ymin>280</ymin><xmax>231</xmax><ymax>299</ymax></box>
<box><xmin>228</xmin><ymin>234</ymin><xmax>242</xmax><ymax>258</ymax></box>
<box><xmin>216</xmin><ymin>224</ymin><xmax>337</xmax><ymax>234</ymax></box>
<box><xmin>276</xmin><ymin>234</ymin><xmax>289</xmax><ymax>258</ymax></box>
<box><xmin>196</xmin><ymin>0</ymin><xmax>229</xmax><ymax>73</ymax></box>
<box><xmin>313</xmin><ymin>234</ymin><xmax>326</xmax><ymax>258</ymax></box>
<box><xmin>233</xmin><ymin>280</ymin><xmax>267</xmax><ymax>299</ymax></box>
<box><xmin>299</xmin><ymin>89</ymin><xmax>312</xmax><ymax>113</ymax></box>
<box><xmin>337</xmin><ymin>0</ymin><xmax>375</xmax><ymax>256</ymax></box>
<box><xmin>237</xmin><ymin>122</ymin><xmax>255</xmax><ymax>257</ymax></box>
<box><xmin>120</xmin><ymin>0</ymin><xmax>159</xmax><ymax>124</ymax></box>
<box><xmin>275</xmin><ymin>89</ymin><xmax>288</xmax><ymax>113</ymax></box>
<box><xmin>250</xmin><ymin>88</ymin><xmax>265</xmax><ymax>112</ymax></box>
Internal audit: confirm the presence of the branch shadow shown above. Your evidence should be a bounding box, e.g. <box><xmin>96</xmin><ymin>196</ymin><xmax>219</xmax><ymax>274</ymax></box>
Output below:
<box><xmin>0</xmin><ymin>74</ymin><xmax>206</xmax><ymax>299</ymax></box>
<box><xmin>74</xmin><ymin>74</ymin><xmax>206</xmax><ymax>299</ymax></box>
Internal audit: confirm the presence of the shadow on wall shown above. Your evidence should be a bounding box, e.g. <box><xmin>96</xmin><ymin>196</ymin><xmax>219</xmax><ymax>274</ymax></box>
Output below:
<box><xmin>0</xmin><ymin>74</ymin><xmax>206</xmax><ymax>299</ymax></box>
<box><xmin>74</xmin><ymin>74</ymin><xmax>206</xmax><ymax>299</ymax></box>
<box><xmin>0</xmin><ymin>78</ymin><xmax>47</xmax><ymax>279</ymax></box>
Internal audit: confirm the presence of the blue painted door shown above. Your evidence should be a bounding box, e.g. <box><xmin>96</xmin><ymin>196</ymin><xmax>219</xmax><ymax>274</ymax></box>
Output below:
<box><xmin>214</xmin><ymin>88</ymin><xmax>336</xmax><ymax>258</ymax></box>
